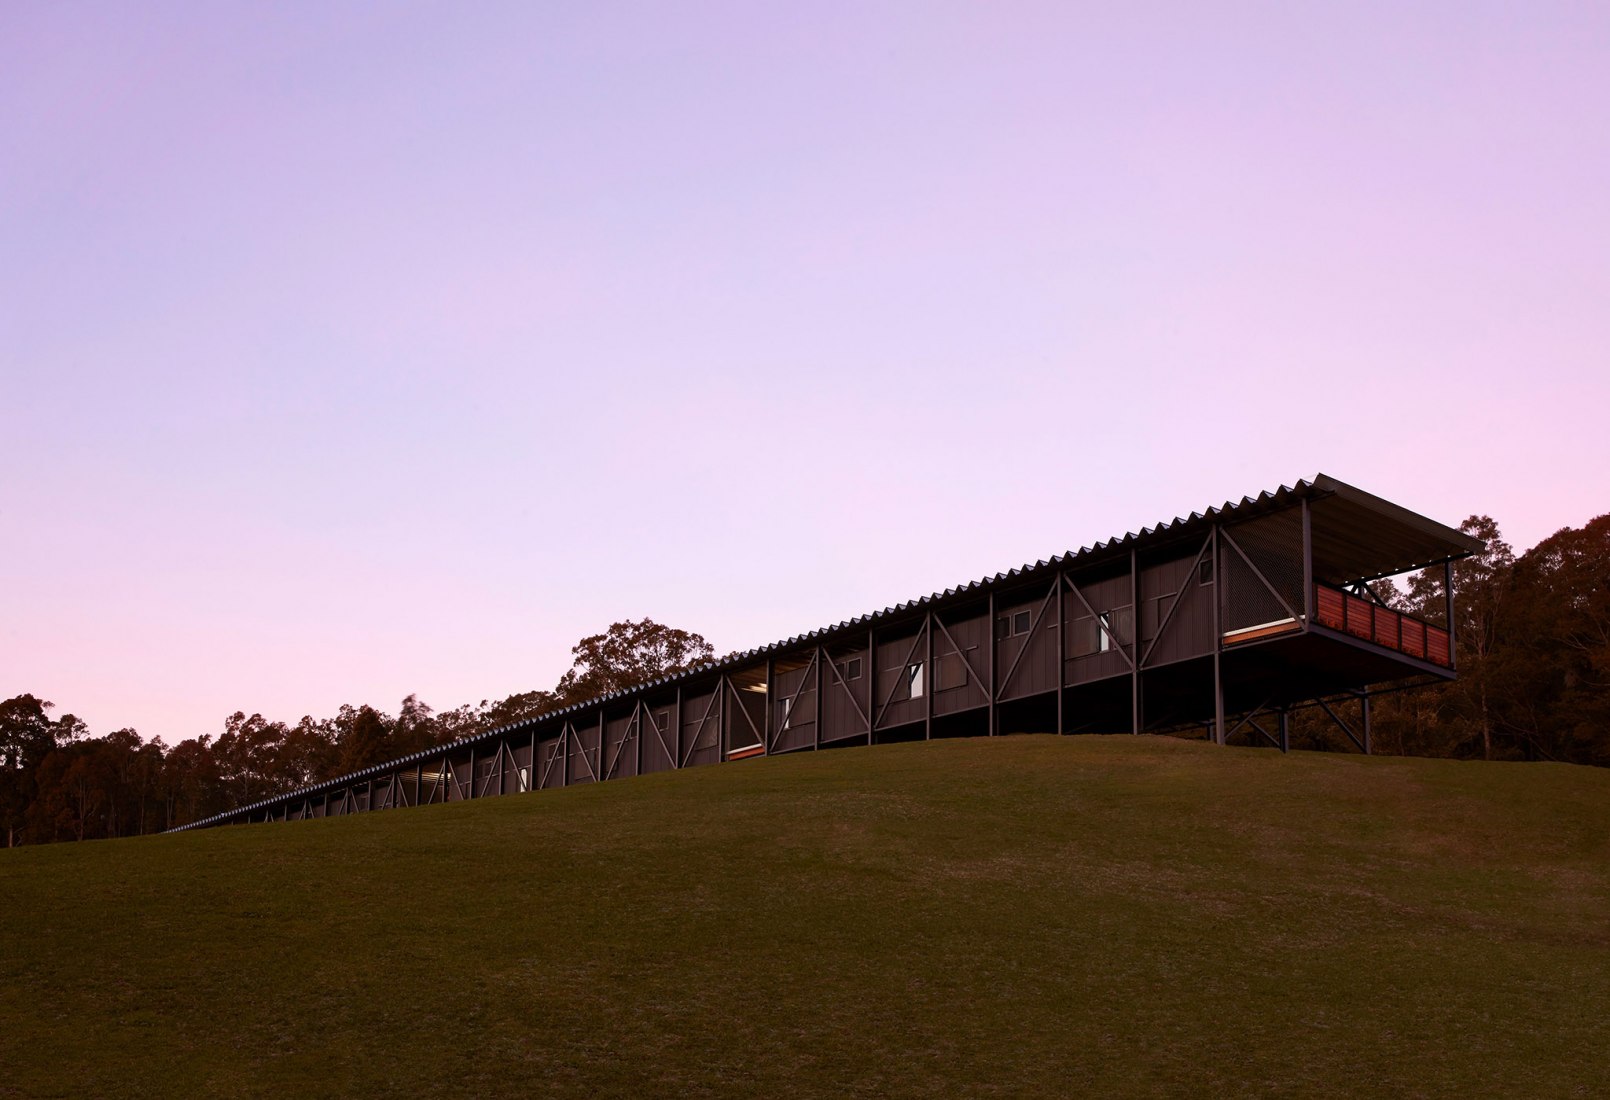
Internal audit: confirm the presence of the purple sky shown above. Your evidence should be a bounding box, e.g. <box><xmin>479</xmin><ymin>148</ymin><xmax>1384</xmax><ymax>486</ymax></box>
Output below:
<box><xmin>5</xmin><ymin>2</ymin><xmax>1608</xmax><ymax>741</ymax></box>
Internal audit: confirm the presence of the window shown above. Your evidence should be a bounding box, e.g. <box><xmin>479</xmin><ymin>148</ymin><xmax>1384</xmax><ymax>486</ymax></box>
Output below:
<box><xmin>838</xmin><ymin>657</ymin><xmax>862</xmax><ymax>681</ymax></box>
<box><xmin>907</xmin><ymin>663</ymin><xmax>925</xmax><ymax>699</ymax></box>
<box><xmin>1097</xmin><ymin>612</ymin><xmax>1114</xmax><ymax>653</ymax></box>
<box><xmin>1199</xmin><ymin>558</ymin><xmax>1215</xmax><ymax>585</ymax></box>
<box><xmin>997</xmin><ymin>611</ymin><xmax>1033</xmax><ymax>639</ymax></box>
<box><xmin>657</xmin><ymin>710</ymin><xmax>672</xmax><ymax>733</ymax></box>
<box><xmin>779</xmin><ymin>697</ymin><xmax>793</xmax><ymax>730</ymax></box>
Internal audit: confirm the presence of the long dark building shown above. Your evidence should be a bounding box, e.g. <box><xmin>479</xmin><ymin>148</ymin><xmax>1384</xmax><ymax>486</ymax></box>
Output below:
<box><xmin>172</xmin><ymin>475</ymin><xmax>1482</xmax><ymax>831</ymax></box>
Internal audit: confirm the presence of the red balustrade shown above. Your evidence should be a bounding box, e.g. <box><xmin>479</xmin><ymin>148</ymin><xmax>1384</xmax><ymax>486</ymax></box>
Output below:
<box><xmin>1313</xmin><ymin>583</ymin><xmax>1451</xmax><ymax>667</ymax></box>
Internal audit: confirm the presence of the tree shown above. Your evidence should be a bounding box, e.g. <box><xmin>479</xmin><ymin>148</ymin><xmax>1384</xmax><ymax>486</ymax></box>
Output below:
<box><xmin>554</xmin><ymin>619</ymin><xmax>715</xmax><ymax>704</ymax></box>
<box><xmin>0</xmin><ymin>695</ymin><xmax>60</xmax><ymax>847</ymax></box>
<box><xmin>1502</xmin><ymin>514</ymin><xmax>1610</xmax><ymax>765</ymax></box>
<box><xmin>333</xmin><ymin>704</ymin><xmax>393</xmax><ymax>776</ymax></box>
<box><xmin>1404</xmin><ymin>515</ymin><xmax>1514</xmax><ymax>760</ymax></box>
<box><xmin>477</xmin><ymin>690</ymin><xmax>560</xmax><ymax>732</ymax></box>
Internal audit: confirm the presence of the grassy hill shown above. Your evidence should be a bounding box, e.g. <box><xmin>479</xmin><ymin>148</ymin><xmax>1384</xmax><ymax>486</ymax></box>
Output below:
<box><xmin>3</xmin><ymin>735</ymin><xmax>1609</xmax><ymax>1098</ymax></box>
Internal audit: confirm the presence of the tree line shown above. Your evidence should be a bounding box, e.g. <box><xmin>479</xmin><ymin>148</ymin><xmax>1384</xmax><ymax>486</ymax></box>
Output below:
<box><xmin>1</xmin><ymin>620</ymin><xmax>713</xmax><ymax>846</ymax></box>
<box><xmin>4</xmin><ymin>509</ymin><xmax>1607</xmax><ymax>846</ymax></box>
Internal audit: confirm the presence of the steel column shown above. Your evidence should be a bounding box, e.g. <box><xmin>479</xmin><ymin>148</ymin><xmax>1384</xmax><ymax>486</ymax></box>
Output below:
<box><xmin>1130</xmin><ymin>546</ymin><xmax>1141</xmax><ymax>735</ymax></box>
<box><xmin>924</xmin><ymin>614</ymin><xmax>933</xmax><ymax>741</ymax></box>
<box><xmin>1444</xmin><ymin>559</ymin><xmax>1457</xmax><ymax>670</ymax></box>
<box><xmin>765</xmin><ymin>657</ymin><xmax>774</xmax><ymax>753</ymax></box>
<box><xmin>1055</xmin><ymin>575</ymin><xmax>1065</xmax><ymax>735</ymax></box>
<box><xmin>1211</xmin><ymin>525</ymin><xmax>1225</xmax><ymax>746</ymax></box>
<box><xmin>867</xmin><ymin>627</ymin><xmax>876</xmax><ymax>745</ymax></box>
<box><xmin>987</xmin><ymin>590</ymin><xmax>997</xmax><ymax>737</ymax></box>
<box><xmin>1361</xmin><ymin>692</ymin><xmax>1373</xmax><ymax>755</ymax></box>
<box><xmin>1301</xmin><ymin>497</ymin><xmax>1313</xmax><ymax>629</ymax></box>
<box><xmin>467</xmin><ymin>747</ymin><xmax>475</xmax><ymax>799</ymax></box>
<box><xmin>816</xmin><ymin>646</ymin><xmax>825</xmax><ymax>750</ymax></box>
<box><xmin>1278</xmin><ymin>707</ymin><xmax>1290</xmax><ymax>754</ymax></box>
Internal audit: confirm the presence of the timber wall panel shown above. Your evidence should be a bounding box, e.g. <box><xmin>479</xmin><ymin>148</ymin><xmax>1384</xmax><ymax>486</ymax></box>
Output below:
<box><xmin>604</xmin><ymin>713</ymin><xmax>637</xmax><ymax>781</ymax></box>
<box><xmin>875</xmin><ymin>629</ymin><xmax>926</xmax><ymax>729</ymax></box>
<box><xmin>933</xmin><ymin>614</ymin><xmax>988</xmax><ymax>717</ymax></box>
<box><xmin>681</xmin><ymin>688</ymin><xmax>721</xmax><ymax>768</ymax></box>
<box><xmin>1141</xmin><ymin>555</ymin><xmax>1214</xmax><ymax>666</ymax></box>
<box><xmin>997</xmin><ymin>592</ymin><xmax>1058</xmax><ymax>701</ymax></box>
<box><xmin>821</xmin><ymin>646</ymin><xmax>871</xmax><ymax>742</ymax></box>
<box><xmin>538</xmin><ymin>737</ymin><xmax>565</xmax><ymax>790</ymax></box>
<box><xmin>771</xmin><ymin>662</ymin><xmax>818</xmax><ymax>752</ymax></box>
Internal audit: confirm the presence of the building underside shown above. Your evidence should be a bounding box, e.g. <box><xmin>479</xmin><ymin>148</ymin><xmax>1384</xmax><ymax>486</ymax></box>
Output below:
<box><xmin>172</xmin><ymin>474</ymin><xmax>1482</xmax><ymax>831</ymax></box>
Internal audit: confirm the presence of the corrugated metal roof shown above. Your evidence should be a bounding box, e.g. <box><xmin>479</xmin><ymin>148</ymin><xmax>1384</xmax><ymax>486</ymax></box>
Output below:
<box><xmin>169</xmin><ymin>473</ymin><xmax>1478</xmax><ymax>831</ymax></box>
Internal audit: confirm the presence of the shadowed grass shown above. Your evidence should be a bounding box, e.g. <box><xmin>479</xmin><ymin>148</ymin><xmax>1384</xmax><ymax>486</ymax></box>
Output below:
<box><xmin>3</xmin><ymin>735</ymin><xmax>1609</xmax><ymax>1097</ymax></box>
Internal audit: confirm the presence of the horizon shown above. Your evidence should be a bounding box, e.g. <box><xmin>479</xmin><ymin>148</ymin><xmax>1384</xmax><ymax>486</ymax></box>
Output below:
<box><xmin>6</xmin><ymin>3</ymin><xmax>1608</xmax><ymax>742</ymax></box>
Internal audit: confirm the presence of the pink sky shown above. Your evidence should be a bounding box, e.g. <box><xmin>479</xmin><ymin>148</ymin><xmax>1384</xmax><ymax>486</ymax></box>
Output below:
<box><xmin>4</xmin><ymin>2</ymin><xmax>1608</xmax><ymax>741</ymax></box>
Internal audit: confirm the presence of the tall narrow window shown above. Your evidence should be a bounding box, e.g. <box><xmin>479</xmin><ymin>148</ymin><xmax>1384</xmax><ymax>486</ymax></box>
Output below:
<box><xmin>779</xmin><ymin>697</ymin><xmax>793</xmax><ymax>730</ymax></box>
<box><xmin>1097</xmin><ymin>612</ymin><xmax>1113</xmax><ymax>653</ymax></box>
<box><xmin>907</xmin><ymin>663</ymin><xmax>925</xmax><ymax>699</ymax></box>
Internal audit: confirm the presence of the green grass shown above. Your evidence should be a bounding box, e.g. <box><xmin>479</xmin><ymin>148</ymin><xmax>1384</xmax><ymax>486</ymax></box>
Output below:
<box><xmin>4</xmin><ymin>735</ymin><xmax>1609</xmax><ymax>1098</ymax></box>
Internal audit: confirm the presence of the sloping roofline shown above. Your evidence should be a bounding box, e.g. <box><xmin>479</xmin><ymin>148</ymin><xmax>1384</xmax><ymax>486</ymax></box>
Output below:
<box><xmin>172</xmin><ymin>473</ymin><xmax>1481</xmax><ymax>830</ymax></box>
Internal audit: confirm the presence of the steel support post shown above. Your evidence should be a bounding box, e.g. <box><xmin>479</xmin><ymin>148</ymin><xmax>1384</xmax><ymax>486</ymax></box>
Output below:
<box><xmin>867</xmin><ymin>626</ymin><xmax>876</xmax><ymax>745</ymax></box>
<box><xmin>1444</xmin><ymin>559</ymin><xmax>1457</xmax><ymax>670</ymax></box>
<box><xmin>467</xmin><ymin>747</ymin><xmax>475</xmax><ymax>799</ymax></box>
<box><xmin>1278</xmin><ymin>707</ymin><xmax>1290</xmax><ymax>754</ymax></box>
<box><xmin>925</xmin><ymin>614</ymin><xmax>933</xmax><ymax>741</ymax></box>
<box><xmin>1301</xmin><ymin>497</ymin><xmax>1313</xmax><ymax>629</ymax></box>
<box><xmin>366</xmin><ymin>779</ymin><xmax>374</xmax><ymax>812</ymax></box>
<box><xmin>816</xmin><ymin>646</ymin><xmax>825</xmax><ymax>750</ymax></box>
<box><xmin>1361</xmin><ymin>692</ymin><xmax>1373</xmax><ymax>755</ymax></box>
<box><xmin>987</xmin><ymin>590</ymin><xmax>997</xmax><ymax>736</ymax></box>
<box><xmin>765</xmin><ymin>657</ymin><xmax>774</xmax><ymax>753</ymax></box>
<box><xmin>530</xmin><ymin>730</ymin><xmax>538</xmax><ymax>793</ymax></box>
<box><xmin>1131</xmin><ymin>546</ymin><xmax>1141</xmax><ymax>735</ymax></box>
<box><xmin>1211</xmin><ymin>526</ymin><xmax>1225</xmax><ymax>745</ymax></box>
<box><xmin>597</xmin><ymin>710</ymin><xmax>605</xmax><ymax>779</ymax></box>
<box><xmin>1055</xmin><ymin>576</ymin><xmax>1065</xmax><ymax>736</ymax></box>
<box><xmin>675</xmin><ymin>684</ymin><xmax>684</xmax><ymax>766</ymax></box>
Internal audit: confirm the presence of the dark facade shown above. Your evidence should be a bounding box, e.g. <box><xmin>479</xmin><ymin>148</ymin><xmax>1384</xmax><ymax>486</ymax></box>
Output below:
<box><xmin>172</xmin><ymin>475</ymin><xmax>1482</xmax><ymax>831</ymax></box>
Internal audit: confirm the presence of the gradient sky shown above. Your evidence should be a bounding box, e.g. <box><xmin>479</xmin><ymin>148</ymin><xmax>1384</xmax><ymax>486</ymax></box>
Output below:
<box><xmin>4</xmin><ymin>2</ymin><xmax>1608</xmax><ymax>741</ymax></box>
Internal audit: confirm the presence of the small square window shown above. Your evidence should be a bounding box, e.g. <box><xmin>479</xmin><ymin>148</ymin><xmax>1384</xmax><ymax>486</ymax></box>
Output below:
<box><xmin>840</xmin><ymin>657</ymin><xmax>863</xmax><ymax>681</ymax></box>
<box><xmin>1012</xmin><ymin>611</ymin><xmax>1031</xmax><ymax>636</ymax></box>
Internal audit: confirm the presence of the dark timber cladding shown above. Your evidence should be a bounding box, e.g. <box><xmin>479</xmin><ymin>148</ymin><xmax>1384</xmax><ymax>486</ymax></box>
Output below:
<box><xmin>172</xmin><ymin>475</ymin><xmax>1484</xmax><ymax>831</ymax></box>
